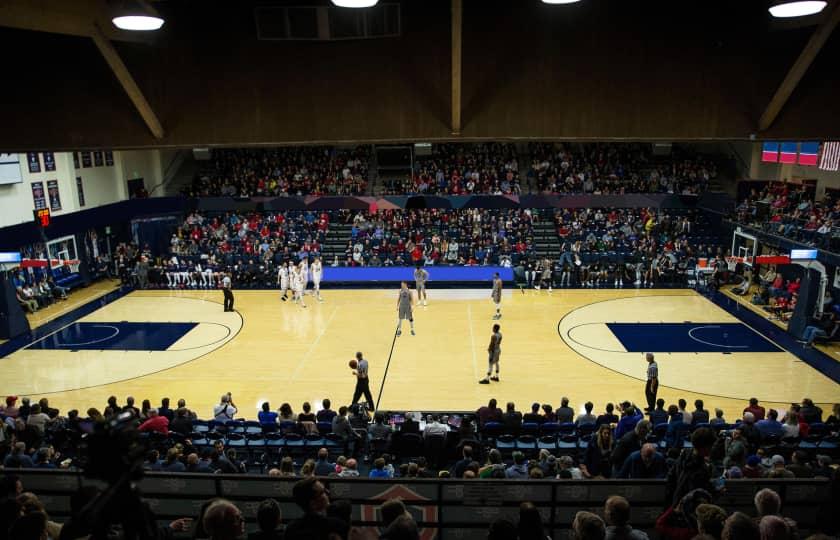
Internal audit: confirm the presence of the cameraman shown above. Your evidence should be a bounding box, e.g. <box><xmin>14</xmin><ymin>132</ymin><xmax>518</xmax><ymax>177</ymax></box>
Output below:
<box><xmin>213</xmin><ymin>393</ymin><xmax>238</xmax><ymax>422</ymax></box>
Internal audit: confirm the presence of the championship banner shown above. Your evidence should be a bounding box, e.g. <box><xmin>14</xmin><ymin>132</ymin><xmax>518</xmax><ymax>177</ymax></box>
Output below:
<box><xmin>104</xmin><ymin>151</ymin><xmax>114</xmax><ymax>166</ymax></box>
<box><xmin>93</xmin><ymin>151</ymin><xmax>103</xmax><ymax>167</ymax></box>
<box><xmin>43</xmin><ymin>152</ymin><xmax>56</xmax><ymax>171</ymax></box>
<box><xmin>76</xmin><ymin>176</ymin><xmax>86</xmax><ymax>207</ymax></box>
<box><xmin>31</xmin><ymin>181</ymin><xmax>47</xmax><ymax>210</ymax></box>
<box><xmin>81</xmin><ymin>151</ymin><xmax>92</xmax><ymax>168</ymax></box>
<box><xmin>47</xmin><ymin>179</ymin><xmax>62</xmax><ymax>211</ymax></box>
<box><xmin>27</xmin><ymin>152</ymin><xmax>41</xmax><ymax>173</ymax></box>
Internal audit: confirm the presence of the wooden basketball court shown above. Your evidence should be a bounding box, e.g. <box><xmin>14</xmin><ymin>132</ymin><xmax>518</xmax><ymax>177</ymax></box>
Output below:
<box><xmin>3</xmin><ymin>286</ymin><xmax>838</xmax><ymax>421</ymax></box>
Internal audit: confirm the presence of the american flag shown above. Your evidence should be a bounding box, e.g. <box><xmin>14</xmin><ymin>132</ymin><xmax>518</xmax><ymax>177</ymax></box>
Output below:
<box><xmin>820</xmin><ymin>141</ymin><xmax>840</xmax><ymax>171</ymax></box>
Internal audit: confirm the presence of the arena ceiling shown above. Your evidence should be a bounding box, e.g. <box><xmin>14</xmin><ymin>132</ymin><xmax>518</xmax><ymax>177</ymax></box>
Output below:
<box><xmin>1</xmin><ymin>0</ymin><xmax>839</xmax><ymax>150</ymax></box>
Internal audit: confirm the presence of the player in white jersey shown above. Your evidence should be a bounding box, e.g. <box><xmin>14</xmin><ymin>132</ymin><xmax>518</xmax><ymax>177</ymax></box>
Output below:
<box><xmin>202</xmin><ymin>262</ymin><xmax>214</xmax><ymax>288</ymax></box>
<box><xmin>311</xmin><ymin>256</ymin><xmax>323</xmax><ymax>301</ymax></box>
<box><xmin>300</xmin><ymin>259</ymin><xmax>310</xmax><ymax>296</ymax></box>
<box><xmin>295</xmin><ymin>261</ymin><xmax>307</xmax><ymax>308</ymax></box>
<box><xmin>277</xmin><ymin>263</ymin><xmax>290</xmax><ymax>301</ymax></box>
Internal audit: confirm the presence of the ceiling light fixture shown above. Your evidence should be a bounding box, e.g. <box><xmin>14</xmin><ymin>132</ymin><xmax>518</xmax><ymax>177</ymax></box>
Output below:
<box><xmin>541</xmin><ymin>0</ymin><xmax>583</xmax><ymax>4</ymax></box>
<box><xmin>111</xmin><ymin>1</ymin><xmax>164</xmax><ymax>31</ymax></box>
<box><xmin>331</xmin><ymin>0</ymin><xmax>379</xmax><ymax>7</ymax></box>
<box><xmin>768</xmin><ymin>0</ymin><xmax>827</xmax><ymax>18</ymax></box>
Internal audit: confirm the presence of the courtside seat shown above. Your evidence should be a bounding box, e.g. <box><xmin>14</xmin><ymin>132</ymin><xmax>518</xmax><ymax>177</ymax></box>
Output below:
<box><xmin>53</xmin><ymin>266</ymin><xmax>83</xmax><ymax>289</ymax></box>
<box><xmin>538</xmin><ymin>435</ymin><xmax>558</xmax><ymax>452</ymax></box>
<box><xmin>226</xmin><ymin>433</ymin><xmax>248</xmax><ymax>449</ymax></box>
<box><xmin>495</xmin><ymin>434</ymin><xmax>516</xmax><ymax>457</ymax></box>
<box><xmin>516</xmin><ymin>435</ymin><xmax>538</xmax><ymax>456</ymax></box>
<box><xmin>520</xmin><ymin>422</ymin><xmax>540</xmax><ymax>437</ymax></box>
<box><xmin>481</xmin><ymin>422</ymin><xmax>504</xmax><ymax>442</ymax></box>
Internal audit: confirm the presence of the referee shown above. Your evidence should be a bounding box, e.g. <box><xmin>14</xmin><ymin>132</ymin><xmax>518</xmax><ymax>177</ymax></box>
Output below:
<box><xmin>222</xmin><ymin>272</ymin><xmax>234</xmax><ymax>312</ymax></box>
<box><xmin>351</xmin><ymin>351</ymin><xmax>374</xmax><ymax>410</ymax></box>
<box><xmin>644</xmin><ymin>352</ymin><xmax>658</xmax><ymax>412</ymax></box>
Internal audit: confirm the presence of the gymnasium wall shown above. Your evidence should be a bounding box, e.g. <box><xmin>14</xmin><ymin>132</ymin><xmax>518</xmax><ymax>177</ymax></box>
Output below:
<box><xmin>735</xmin><ymin>141</ymin><xmax>840</xmax><ymax>197</ymax></box>
<box><xmin>1</xmin><ymin>0</ymin><xmax>839</xmax><ymax>149</ymax></box>
<box><xmin>0</xmin><ymin>150</ymin><xmax>166</xmax><ymax>229</ymax></box>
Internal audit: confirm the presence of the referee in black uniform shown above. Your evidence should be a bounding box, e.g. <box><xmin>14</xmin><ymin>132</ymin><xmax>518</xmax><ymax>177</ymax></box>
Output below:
<box><xmin>351</xmin><ymin>351</ymin><xmax>374</xmax><ymax>410</ymax></box>
<box><xmin>644</xmin><ymin>352</ymin><xmax>658</xmax><ymax>412</ymax></box>
<box><xmin>222</xmin><ymin>272</ymin><xmax>234</xmax><ymax>312</ymax></box>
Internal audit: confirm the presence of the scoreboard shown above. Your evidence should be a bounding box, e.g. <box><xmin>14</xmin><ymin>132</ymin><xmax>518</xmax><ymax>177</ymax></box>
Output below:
<box><xmin>34</xmin><ymin>208</ymin><xmax>51</xmax><ymax>228</ymax></box>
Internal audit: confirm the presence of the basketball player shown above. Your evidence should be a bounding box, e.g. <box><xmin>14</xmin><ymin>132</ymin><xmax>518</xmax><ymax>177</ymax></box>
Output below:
<box><xmin>294</xmin><ymin>261</ymin><xmax>307</xmax><ymax>308</ymax></box>
<box><xmin>479</xmin><ymin>324</ymin><xmax>502</xmax><ymax>384</ymax></box>
<box><xmin>277</xmin><ymin>262</ymin><xmax>289</xmax><ymax>301</ymax></box>
<box><xmin>414</xmin><ymin>265</ymin><xmax>429</xmax><ymax>306</ymax></box>
<box><xmin>396</xmin><ymin>281</ymin><xmax>415</xmax><ymax>336</ymax></box>
<box><xmin>491</xmin><ymin>272</ymin><xmax>503</xmax><ymax>320</ymax></box>
<box><xmin>300</xmin><ymin>258</ymin><xmax>310</xmax><ymax>296</ymax></box>
<box><xmin>351</xmin><ymin>351</ymin><xmax>374</xmax><ymax>409</ymax></box>
<box><xmin>311</xmin><ymin>256</ymin><xmax>323</xmax><ymax>301</ymax></box>
<box><xmin>222</xmin><ymin>272</ymin><xmax>234</xmax><ymax>312</ymax></box>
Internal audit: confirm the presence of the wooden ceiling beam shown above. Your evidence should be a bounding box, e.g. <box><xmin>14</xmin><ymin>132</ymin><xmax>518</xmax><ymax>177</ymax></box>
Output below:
<box><xmin>91</xmin><ymin>23</ymin><xmax>164</xmax><ymax>139</ymax></box>
<box><xmin>758</xmin><ymin>0</ymin><xmax>840</xmax><ymax>131</ymax></box>
<box><xmin>451</xmin><ymin>0</ymin><xmax>463</xmax><ymax>135</ymax></box>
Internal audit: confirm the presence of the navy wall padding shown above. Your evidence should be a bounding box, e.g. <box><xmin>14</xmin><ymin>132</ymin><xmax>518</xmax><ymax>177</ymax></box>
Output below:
<box><xmin>0</xmin><ymin>198</ymin><xmax>191</xmax><ymax>250</ymax></box>
<box><xmin>787</xmin><ymin>268</ymin><xmax>821</xmax><ymax>339</ymax></box>
<box><xmin>0</xmin><ymin>275</ymin><xmax>31</xmax><ymax>339</ymax></box>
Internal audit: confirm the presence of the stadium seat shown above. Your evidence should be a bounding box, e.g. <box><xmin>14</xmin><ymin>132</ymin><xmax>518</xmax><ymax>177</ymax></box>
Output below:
<box><xmin>516</xmin><ymin>435</ymin><xmax>538</xmax><ymax>456</ymax></box>
<box><xmin>538</xmin><ymin>435</ymin><xmax>558</xmax><ymax>452</ymax></box>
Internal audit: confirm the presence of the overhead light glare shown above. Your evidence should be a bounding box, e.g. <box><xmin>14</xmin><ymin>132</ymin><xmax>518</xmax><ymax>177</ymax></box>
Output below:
<box><xmin>768</xmin><ymin>1</ymin><xmax>826</xmax><ymax>18</ymax></box>
<box><xmin>332</xmin><ymin>0</ymin><xmax>379</xmax><ymax>7</ymax></box>
<box><xmin>112</xmin><ymin>15</ymin><xmax>164</xmax><ymax>31</ymax></box>
<box><xmin>541</xmin><ymin>0</ymin><xmax>582</xmax><ymax>4</ymax></box>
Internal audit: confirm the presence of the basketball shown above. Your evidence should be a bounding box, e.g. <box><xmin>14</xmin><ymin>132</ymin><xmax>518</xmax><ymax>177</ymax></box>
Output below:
<box><xmin>349</xmin><ymin>359</ymin><xmax>358</xmax><ymax>369</ymax></box>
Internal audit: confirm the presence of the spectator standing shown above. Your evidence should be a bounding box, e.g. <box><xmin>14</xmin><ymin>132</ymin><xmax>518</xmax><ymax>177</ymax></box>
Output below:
<box><xmin>644</xmin><ymin>353</ymin><xmax>658</xmax><ymax>411</ymax></box>
<box><xmin>214</xmin><ymin>393</ymin><xmax>238</xmax><ymax>422</ymax></box>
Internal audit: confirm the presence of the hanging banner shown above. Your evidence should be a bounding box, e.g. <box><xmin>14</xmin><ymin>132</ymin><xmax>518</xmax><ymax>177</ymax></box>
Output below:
<box><xmin>27</xmin><ymin>152</ymin><xmax>41</xmax><ymax>173</ymax></box>
<box><xmin>47</xmin><ymin>179</ymin><xmax>62</xmax><ymax>211</ymax></box>
<box><xmin>73</xmin><ymin>152</ymin><xmax>80</xmax><ymax>169</ymax></box>
<box><xmin>104</xmin><ymin>151</ymin><xmax>114</xmax><ymax>166</ymax></box>
<box><xmin>81</xmin><ymin>152</ymin><xmax>92</xmax><ymax>168</ymax></box>
<box><xmin>93</xmin><ymin>151</ymin><xmax>103</xmax><ymax>167</ymax></box>
<box><xmin>31</xmin><ymin>181</ymin><xmax>47</xmax><ymax>210</ymax></box>
<box><xmin>76</xmin><ymin>176</ymin><xmax>86</xmax><ymax>207</ymax></box>
<box><xmin>43</xmin><ymin>152</ymin><xmax>56</xmax><ymax>171</ymax></box>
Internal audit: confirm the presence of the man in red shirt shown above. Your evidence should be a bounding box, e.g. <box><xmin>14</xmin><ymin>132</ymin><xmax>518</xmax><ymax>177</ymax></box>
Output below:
<box><xmin>743</xmin><ymin>398</ymin><xmax>766</xmax><ymax>421</ymax></box>
<box><xmin>138</xmin><ymin>409</ymin><xmax>170</xmax><ymax>435</ymax></box>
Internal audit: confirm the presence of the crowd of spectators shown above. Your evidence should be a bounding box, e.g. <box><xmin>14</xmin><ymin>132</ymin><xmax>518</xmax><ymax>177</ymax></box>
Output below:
<box><xmin>183</xmin><ymin>147</ymin><xmax>370</xmax><ymax>198</ymax></box>
<box><xmin>734</xmin><ymin>183</ymin><xmax>839</xmax><ymax>251</ymax></box>
<box><xmin>537</xmin><ymin>207</ymin><xmax>722</xmax><ymax>287</ymax></box>
<box><xmin>380</xmin><ymin>143</ymin><xmax>521</xmax><ymax>195</ymax></box>
<box><xmin>107</xmin><ymin>204</ymin><xmax>723</xmax><ymax>290</ymax></box>
<box><xmin>379</xmin><ymin>143</ymin><xmax>719</xmax><ymax>196</ymax></box>
<box><xmin>527</xmin><ymin>143</ymin><xmax>718</xmax><ymax>195</ymax></box>
<box><xmin>340</xmin><ymin>208</ymin><xmax>534</xmax><ymax>267</ymax></box>
<box><xmin>1</xmin><ymin>392</ymin><xmax>838</xmax><ymax>539</ymax></box>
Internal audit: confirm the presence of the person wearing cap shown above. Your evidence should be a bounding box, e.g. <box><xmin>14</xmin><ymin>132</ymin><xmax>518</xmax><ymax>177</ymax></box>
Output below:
<box><xmin>725</xmin><ymin>466</ymin><xmax>743</xmax><ymax>479</ymax></box>
<box><xmin>767</xmin><ymin>455</ymin><xmax>794</xmax><ymax>478</ymax></box>
<box><xmin>0</xmin><ymin>396</ymin><xmax>19</xmax><ymax>418</ymax></box>
<box><xmin>742</xmin><ymin>455</ymin><xmax>765</xmax><ymax>478</ymax></box>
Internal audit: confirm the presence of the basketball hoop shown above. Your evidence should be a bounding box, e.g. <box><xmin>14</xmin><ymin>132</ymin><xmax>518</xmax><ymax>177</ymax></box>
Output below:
<box><xmin>724</xmin><ymin>256</ymin><xmax>751</xmax><ymax>271</ymax></box>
